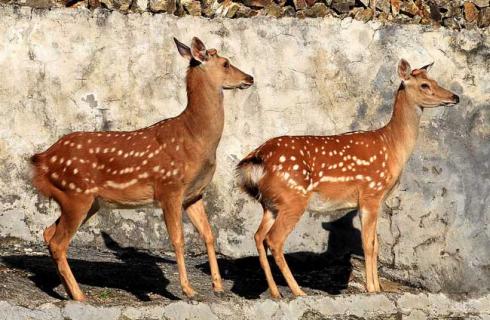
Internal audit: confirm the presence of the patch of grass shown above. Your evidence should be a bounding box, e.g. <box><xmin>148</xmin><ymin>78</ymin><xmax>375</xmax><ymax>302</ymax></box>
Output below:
<box><xmin>98</xmin><ymin>288</ymin><xmax>113</xmax><ymax>300</ymax></box>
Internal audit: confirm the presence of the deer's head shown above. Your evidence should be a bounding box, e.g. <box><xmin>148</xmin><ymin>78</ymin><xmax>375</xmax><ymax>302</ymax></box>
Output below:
<box><xmin>398</xmin><ymin>59</ymin><xmax>459</xmax><ymax>108</ymax></box>
<box><xmin>174</xmin><ymin>37</ymin><xmax>254</xmax><ymax>90</ymax></box>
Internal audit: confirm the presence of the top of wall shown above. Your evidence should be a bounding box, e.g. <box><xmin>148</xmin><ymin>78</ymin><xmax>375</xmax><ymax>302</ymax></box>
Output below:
<box><xmin>1</xmin><ymin>0</ymin><xmax>489</xmax><ymax>29</ymax></box>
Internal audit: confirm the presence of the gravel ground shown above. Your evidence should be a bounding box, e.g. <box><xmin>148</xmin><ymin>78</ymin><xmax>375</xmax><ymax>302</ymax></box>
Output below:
<box><xmin>1</xmin><ymin>241</ymin><xmax>488</xmax><ymax>319</ymax></box>
<box><xmin>0</xmin><ymin>237</ymin><xmax>414</xmax><ymax>308</ymax></box>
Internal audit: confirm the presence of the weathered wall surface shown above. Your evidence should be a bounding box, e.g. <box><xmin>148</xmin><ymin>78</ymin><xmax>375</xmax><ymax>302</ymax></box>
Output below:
<box><xmin>0</xmin><ymin>6</ymin><xmax>488</xmax><ymax>296</ymax></box>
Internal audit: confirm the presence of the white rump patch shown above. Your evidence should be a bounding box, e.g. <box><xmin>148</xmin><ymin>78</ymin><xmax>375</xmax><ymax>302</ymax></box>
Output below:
<box><xmin>237</xmin><ymin>163</ymin><xmax>265</xmax><ymax>187</ymax></box>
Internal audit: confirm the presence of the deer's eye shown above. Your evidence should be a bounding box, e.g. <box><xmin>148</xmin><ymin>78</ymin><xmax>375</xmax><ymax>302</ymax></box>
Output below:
<box><xmin>421</xmin><ymin>83</ymin><xmax>430</xmax><ymax>90</ymax></box>
<box><xmin>224</xmin><ymin>61</ymin><xmax>230</xmax><ymax>68</ymax></box>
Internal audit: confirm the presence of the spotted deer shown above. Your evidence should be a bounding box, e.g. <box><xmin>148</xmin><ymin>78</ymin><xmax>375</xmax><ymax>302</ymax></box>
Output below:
<box><xmin>236</xmin><ymin>59</ymin><xmax>459</xmax><ymax>298</ymax></box>
<box><xmin>31</xmin><ymin>37</ymin><xmax>254</xmax><ymax>301</ymax></box>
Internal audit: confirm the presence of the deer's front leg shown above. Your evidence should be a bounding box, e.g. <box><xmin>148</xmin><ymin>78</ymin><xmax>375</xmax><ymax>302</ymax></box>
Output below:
<box><xmin>160</xmin><ymin>191</ymin><xmax>196</xmax><ymax>298</ymax></box>
<box><xmin>186</xmin><ymin>199</ymin><xmax>223</xmax><ymax>294</ymax></box>
<box><xmin>359</xmin><ymin>197</ymin><xmax>382</xmax><ymax>293</ymax></box>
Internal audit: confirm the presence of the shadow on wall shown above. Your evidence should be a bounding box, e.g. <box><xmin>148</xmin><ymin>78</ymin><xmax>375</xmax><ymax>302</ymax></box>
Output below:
<box><xmin>1</xmin><ymin>212</ymin><xmax>362</xmax><ymax>300</ymax></box>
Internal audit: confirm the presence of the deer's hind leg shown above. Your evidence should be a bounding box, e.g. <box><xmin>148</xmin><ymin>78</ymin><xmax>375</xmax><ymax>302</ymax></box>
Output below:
<box><xmin>46</xmin><ymin>192</ymin><xmax>95</xmax><ymax>301</ymax></box>
<box><xmin>265</xmin><ymin>195</ymin><xmax>308</xmax><ymax>297</ymax></box>
<box><xmin>254</xmin><ymin>208</ymin><xmax>280</xmax><ymax>298</ymax></box>
<box><xmin>44</xmin><ymin>200</ymin><xmax>99</xmax><ymax>245</ymax></box>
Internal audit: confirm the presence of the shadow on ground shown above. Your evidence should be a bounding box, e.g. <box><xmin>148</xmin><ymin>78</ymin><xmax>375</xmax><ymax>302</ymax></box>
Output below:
<box><xmin>1</xmin><ymin>233</ymin><xmax>179</xmax><ymax>301</ymax></box>
<box><xmin>198</xmin><ymin>210</ymin><xmax>363</xmax><ymax>298</ymax></box>
<box><xmin>1</xmin><ymin>211</ymin><xmax>363</xmax><ymax>301</ymax></box>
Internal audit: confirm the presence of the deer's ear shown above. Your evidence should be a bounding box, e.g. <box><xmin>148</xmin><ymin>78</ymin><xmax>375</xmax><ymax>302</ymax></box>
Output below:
<box><xmin>398</xmin><ymin>59</ymin><xmax>412</xmax><ymax>81</ymax></box>
<box><xmin>191</xmin><ymin>37</ymin><xmax>208</xmax><ymax>62</ymax></box>
<box><xmin>420</xmin><ymin>62</ymin><xmax>434</xmax><ymax>72</ymax></box>
<box><xmin>174</xmin><ymin>38</ymin><xmax>192</xmax><ymax>61</ymax></box>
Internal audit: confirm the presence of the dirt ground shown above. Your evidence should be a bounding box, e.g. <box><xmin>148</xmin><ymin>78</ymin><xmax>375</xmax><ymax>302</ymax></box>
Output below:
<box><xmin>0</xmin><ymin>236</ymin><xmax>419</xmax><ymax>308</ymax></box>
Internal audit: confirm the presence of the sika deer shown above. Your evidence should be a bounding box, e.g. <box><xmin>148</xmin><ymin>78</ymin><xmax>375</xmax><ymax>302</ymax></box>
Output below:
<box><xmin>236</xmin><ymin>59</ymin><xmax>458</xmax><ymax>298</ymax></box>
<box><xmin>31</xmin><ymin>37</ymin><xmax>254</xmax><ymax>301</ymax></box>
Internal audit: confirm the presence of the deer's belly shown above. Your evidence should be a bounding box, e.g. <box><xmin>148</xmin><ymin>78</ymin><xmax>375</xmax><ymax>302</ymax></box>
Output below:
<box><xmin>307</xmin><ymin>192</ymin><xmax>358</xmax><ymax>214</ymax></box>
<box><xmin>98</xmin><ymin>184</ymin><xmax>156</xmax><ymax>208</ymax></box>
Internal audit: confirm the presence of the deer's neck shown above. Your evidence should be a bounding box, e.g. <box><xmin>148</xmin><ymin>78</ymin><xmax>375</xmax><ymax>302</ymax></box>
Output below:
<box><xmin>381</xmin><ymin>85</ymin><xmax>422</xmax><ymax>169</ymax></box>
<box><xmin>181</xmin><ymin>67</ymin><xmax>225</xmax><ymax>150</ymax></box>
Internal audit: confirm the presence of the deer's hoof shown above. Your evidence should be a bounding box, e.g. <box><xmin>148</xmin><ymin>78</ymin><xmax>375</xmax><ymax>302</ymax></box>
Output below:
<box><xmin>183</xmin><ymin>287</ymin><xmax>197</xmax><ymax>298</ymax></box>
<box><xmin>270</xmin><ymin>290</ymin><xmax>282</xmax><ymax>300</ymax></box>
<box><xmin>213</xmin><ymin>289</ymin><xmax>225</xmax><ymax>298</ymax></box>
<box><xmin>295</xmin><ymin>290</ymin><xmax>307</xmax><ymax>297</ymax></box>
<box><xmin>72</xmin><ymin>293</ymin><xmax>87</xmax><ymax>302</ymax></box>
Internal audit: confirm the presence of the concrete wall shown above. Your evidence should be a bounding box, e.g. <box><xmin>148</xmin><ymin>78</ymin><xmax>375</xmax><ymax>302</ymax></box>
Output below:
<box><xmin>0</xmin><ymin>5</ymin><xmax>488</xmax><ymax>296</ymax></box>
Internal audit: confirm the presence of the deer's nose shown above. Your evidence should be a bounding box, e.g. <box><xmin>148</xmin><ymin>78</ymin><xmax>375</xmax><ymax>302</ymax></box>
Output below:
<box><xmin>245</xmin><ymin>75</ymin><xmax>254</xmax><ymax>84</ymax></box>
<box><xmin>453</xmin><ymin>94</ymin><xmax>460</xmax><ymax>104</ymax></box>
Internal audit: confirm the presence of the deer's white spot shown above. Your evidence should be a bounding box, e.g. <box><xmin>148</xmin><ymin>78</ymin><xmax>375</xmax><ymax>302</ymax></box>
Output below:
<box><xmin>105</xmin><ymin>179</ymin><xmax>138</xmax><ymax>189</ymax></box>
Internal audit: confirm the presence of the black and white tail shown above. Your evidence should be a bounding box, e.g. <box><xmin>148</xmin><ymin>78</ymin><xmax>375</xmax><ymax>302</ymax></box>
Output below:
<box><xmin>236</xmin><ymin>155</ymin><xmax>265</xmax><ymax>201</ymax></box>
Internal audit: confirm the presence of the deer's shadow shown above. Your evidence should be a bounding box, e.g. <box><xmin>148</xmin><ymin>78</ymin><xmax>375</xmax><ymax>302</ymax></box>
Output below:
<box><xmin>200</xmin><ymin>210</ymin><xmax>363</xmax><ymax>298</ymax></box>
<box><xmin>1</xmin><ymin>232</ymin><xmax>179</xmax><ymax>301</ymax></box>
<box><xmin>2</xmin><ymin>211</ymin><xmax>362</xmax><ymax>300</ymax></box>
